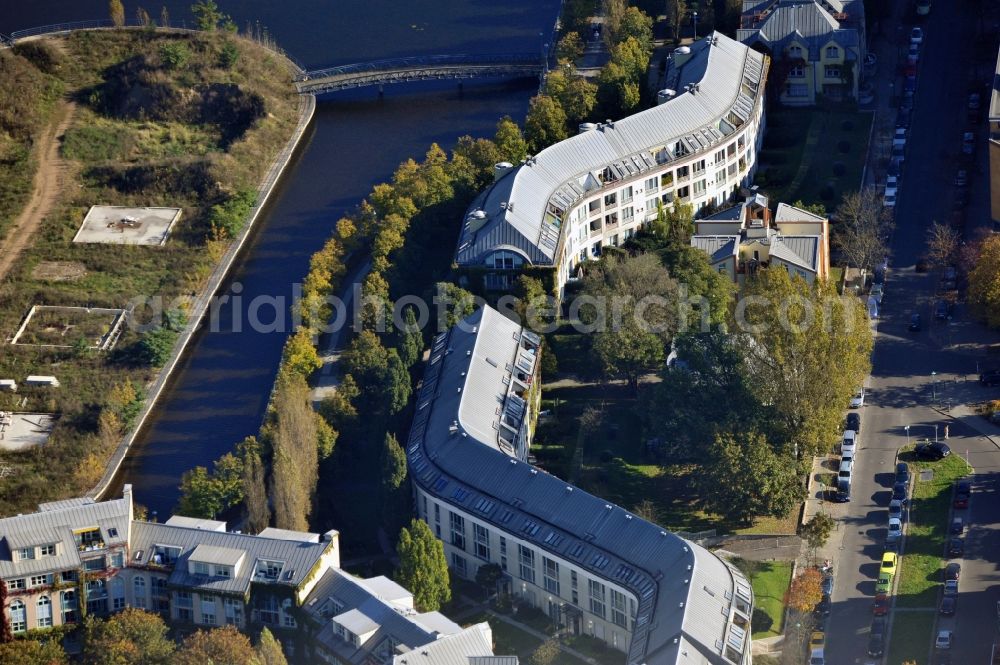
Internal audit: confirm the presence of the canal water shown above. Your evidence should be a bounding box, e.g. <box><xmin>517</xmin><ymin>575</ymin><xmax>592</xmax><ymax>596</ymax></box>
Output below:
<box><xmin>2</xmin><ymin>0</ymin><xmax>560</xmax><ymax>517</ymax></box>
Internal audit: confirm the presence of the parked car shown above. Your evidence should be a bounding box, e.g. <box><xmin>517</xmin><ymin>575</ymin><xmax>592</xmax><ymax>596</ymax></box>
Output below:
<box><xmin>979</xmin><ymin>369</ymin><xmax>1000</xmax><ymax>386</ymax></box>
<box><xmin>888</xmin><ymin>499</ymin><xmax>904</xmax><ymax>520</ymax></box>
<box><xmin>962</xmin><ymin>131</ymin><xmax>975</xmax><ymax>154</ymax></box>
<box><xmin>896</xmin><ymin>107</ymin><xmax>912</xmax><ymax>128</ymax></box>
<box><xmin>910</xmin><ymin>26</ymin><xmax>924</xmax><ymax>43</ymax></box>
<box><xmin>949</xmin><ymin>516</ymin><xmax>964</xmax><ymax>534</ymax></box>
<box><xmin>842</xmin><ymin>429</ymin><xmax>857</xmax><ymax>455</ymax></box>
<box><xmin>935</xmin><ymin>300</ymin><xmax>952</xmax><ymax>320</ymax></box>
<box><xmin>810</xmin><ymin>631</ymin><xmax>825</xmax><ymax>651</ymax></box>
<box><xmin>887</xmin><ymin>517</ymin><xmax>902</xmax><ymax>542</ymax></box>
<box><xmin>872</xmin><ymin>592</ymin><xmax>889</xmax><ymax>616</ymax></box>
<box><xmin>943</xmin><ymin>579</ymin><xmax>958</xmax><ymax>596</ymax></box>
<box><xmin>838</xmin><ymin>460</ymin><xmax>853</xmax><ymax>483</ymax></box>
<box><xmin>891</xmin><ymin>143</ymin><xmax>906</xmax><ymax>165</ymax></box>
<box><xmin>969</xmin><ymin>92</ymin><xmax>981</xmax><ymax>114</ymax></box>
<box><xmin>883</xmin><ymin>191</ymin><xmax>897</xmax><ymax>208</ymax></box>
<box><xmin>935</xmin><ymin>630</ymin><xmax>953</xmax><ymax>649</ymax></box>
<box><xmin>944</xmin><ymin>562</ymin><xmax>961</xmax><ymax>581</ymax></box>
<box><xmin>835</xmin><ymin>477</ymin><xmax>851</xmax><ymax>502</ymax></box>
<box><xmin>850</xmin><ymin>386</ymin><xmax>866</xmax><ymax>408</ymax></box>
<box><xmin>846</xmin><ymin>412</ymin><xmax>861</xmax><ymax>433</ymax></box>
<box><xmin>914</xmin><ymin>441</ymin><xmax>951</xmax><ymax>460</ymax></box>
<box><xmin>895</xmin><ymin>462</ymin><xmax>910</xmax><ymax>486</ymax></box>
<box><xmin>907</xmin><ymin>43</ymin><xmax>920</xmax><ymax>63</ymax></box>
<box><xmin>909</xmin><ymin>313</ymin><xmax>922</xmax><ymax>331</ymax></box>
<box><xmin>875</xmin><ymin>570</ymin><xmax>893</xmax><ymax>593</ymax></box>
<box><xmin>814</xmin><ymin>593</ymin><xmax>832</xmax><ymax>618</ymax></box>
<box><xmin>892</xmin><ymin>481</ymin><xmax>908</xmax><ymax>502</ymax></box>
<box><xmin>939</xmin><ymin>595</ymin><xmax>956</xmax><ymax>616</ymax></box>
<box><xmin>880</xmin><ymin>552</ymin><xmax>898</xmax><ymax>576</ymax></box>
<box><xmin>916</xmin><ymin>0</ymin><xmax>931</xmax><ymax>14</ymax></box>
<box><xmin>870</xmin><ymin>284</ymin><xmax>884</xmax><ymax>304</ymax></box>
<box><xmin>868</xmin><ymin>617</ymin><xmax>887</xmax><ymax>657</ymax></box>
<box><xmin>953</xmin><ymin>480</ymin><xmax>971</xmax><ymax>508</ymax></box>
<box><xmin>821</xmin><ymin>573</ymin><xmax>834</xmax><ymax>595</ymax></box>
<box><xmin>947</xmin><ymin>537</ymin><xmax>964</xmax><ymax>557</ymax></box>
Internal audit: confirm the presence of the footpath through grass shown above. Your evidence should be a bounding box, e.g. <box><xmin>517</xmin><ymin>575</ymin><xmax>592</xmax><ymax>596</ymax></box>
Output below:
<box><xmin>887</xmin><ymin>450</ymin><xmax>969</xmax><ymax>665</ymax></box>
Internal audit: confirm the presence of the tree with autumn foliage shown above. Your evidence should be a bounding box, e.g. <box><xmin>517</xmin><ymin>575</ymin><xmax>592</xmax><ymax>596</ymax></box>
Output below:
<box><xmin>785</xmin><ymin>568</ymin><xmax>823</xmax><ymax>612</ymax></box>
<box><xmin>172</xmin><ymin>625</ymin><xmax>258</xmax><ymax>665</ymax></box>
<box><xmin>82</xmin><ymin>608</ymin><xmax>174</xmax><ymax>665</ymax></box>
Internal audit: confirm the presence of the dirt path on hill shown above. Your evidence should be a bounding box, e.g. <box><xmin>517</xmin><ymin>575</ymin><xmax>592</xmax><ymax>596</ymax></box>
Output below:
<box><xmin>0</xmin><ymin>99</ymin><xmax>76</xmax><ymax>282</ymax></box>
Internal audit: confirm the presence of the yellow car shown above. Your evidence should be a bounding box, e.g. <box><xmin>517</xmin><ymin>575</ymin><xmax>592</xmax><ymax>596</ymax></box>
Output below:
<box><xmin>881</xmin><ymin>551</ymin><xmax>898</xmax><ymax>577</ymax></box>
<box><xmin>810</xmin><ymin>631</ymin><xmax>825</xmax><ymax>650</ymax></box>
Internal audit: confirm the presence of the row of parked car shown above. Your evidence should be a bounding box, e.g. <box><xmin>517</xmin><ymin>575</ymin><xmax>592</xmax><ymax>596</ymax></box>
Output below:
<box><xmin>932</xmin><ymin>477</ymin><xmax>973</xmax><ymax>654</ymax></box>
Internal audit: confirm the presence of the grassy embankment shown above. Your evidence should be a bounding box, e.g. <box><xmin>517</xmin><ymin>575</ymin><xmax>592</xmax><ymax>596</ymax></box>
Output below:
<box><xmin>0</xmin><ymin>29</ymin><xmax>299</xmax><ymax>515</ymax></box>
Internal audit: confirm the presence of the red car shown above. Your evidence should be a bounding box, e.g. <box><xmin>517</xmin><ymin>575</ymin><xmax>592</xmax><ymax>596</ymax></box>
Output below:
<box><xmin>954</xmin><ymin>480</ymin><xmax>971</xmax><ymax>508</ymax></box>
<box><xmin>873</xmin><ymin>593</ymin><xmax>889</xmax><ymax>616</ymax></box>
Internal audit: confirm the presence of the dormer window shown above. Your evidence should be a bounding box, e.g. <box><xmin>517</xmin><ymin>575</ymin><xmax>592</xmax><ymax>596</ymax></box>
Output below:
<box><xmin>825</xmin><ymin>46</ymin><xmax>838</xmax><ymax>58</ymax></box>
<box><xmin>39</xmin><ymin>544</ymin><xmax>56</xmax><ymax>557</ymax></box>
<box><xmin>17</xmin><ymin>547</ymin><xmax>34</xmax><ymax>561</ymax></box>
<box><xmin>193</xmin><ymin>562</ymin><xmax>210</xmax><ymax>576</ymax></box>
<box><xmin>788</xmin><ymin>45</ymin><xmax>803</xmax><ymax>59</ymax></box>
<box><xmin>74</xmin><ymin>528</ymin><xmax>104</xmax><ymax>551</ymax></box>
<box><xmin>255</xmin><ymin>559</ymin><xmax>284</xmax><ymax>580</ymax></box>
<box><xmin>215</xmin><ymin>565</ymin><xmax>232</xmax><ymax>578</ymax></box>
<box><xmin>152</xmin><ymin>545</ymin><xmax>181</xmax><ymax>565</ymax></box>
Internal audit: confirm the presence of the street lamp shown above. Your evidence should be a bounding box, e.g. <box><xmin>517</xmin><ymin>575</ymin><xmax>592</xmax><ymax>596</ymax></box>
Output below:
<box><xmin>931</xmin><ymin>371</ymin><xmax>938</xmax><ymax>401</ymax></box>
<box><xmin>904</xmin><ymin>425</ymin><xmax>910</xmax><ymax>447</ymax></box>
<box><xmin>693</xmin><ymin>12</ymin><xmax>699</xmax><ymax>40</ymax></box>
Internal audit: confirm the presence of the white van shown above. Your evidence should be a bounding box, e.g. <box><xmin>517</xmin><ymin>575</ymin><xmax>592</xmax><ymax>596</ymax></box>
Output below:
<box><xmin>842</xmin><ymin>429</ymin><xmax>857</xmax><ymax>456</ymax></box>
<box><xmin>838</xmin><ymin>459</ymin><xmax>853</xmax><ymax>481</ymax></box>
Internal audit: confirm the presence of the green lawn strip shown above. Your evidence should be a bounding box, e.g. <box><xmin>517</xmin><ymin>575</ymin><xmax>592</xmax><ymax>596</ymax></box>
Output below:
<box><xmin>887</xmin><ymin>610</ymin><xmax>935</xmax><ymax>665</ymax></box>
<box><xmin>896</xmin><ymin>452</ymin><xmax>970</xmax><ymax>608</ymax></box>
<box><xmin>462</xmin><ymin>611</ymin><xmax>591</xmax><ymax>665</ymax></box>
<box><xmin>791</xmin><ymin>107</ymin><xmax>873</xmax><ymax>206</ymax></box>
<box><xmin>746</xmin><ymin>561</ymin><xmax>793</xmax><ymax>638</ymax></box>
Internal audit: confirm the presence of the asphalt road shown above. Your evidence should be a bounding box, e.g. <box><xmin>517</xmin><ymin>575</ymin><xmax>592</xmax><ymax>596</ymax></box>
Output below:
<box><xmin>823</xmin><ymin>0</ymin><xmax>1000</xmax><ymax>662</ymax></box>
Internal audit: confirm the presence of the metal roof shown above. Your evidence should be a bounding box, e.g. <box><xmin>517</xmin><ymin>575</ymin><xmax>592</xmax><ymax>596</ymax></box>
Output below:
<box><xmin>774</xmin><ymin>201</ymin><xmax>826</xmax><ymax>223</ymax></box>
<box><xmin>691</xmin><ymin>235</ymin><xmax>740</xmax><ymax>263</ymax></box>
<box><xmin>0</xmin><ymin>496</ymin><xmax>130</xmax><ymax>579</ymax></box>
<box><xmin>407</xmin><ymin>306</ymin><xmax>748</xmax><ymax>665</ymax></box>
<box><xmin>455</xmin><ymin>32</ymin><xmax>766</xmax><ymax>268</ymax></box>
<box><xmin>393</xmin><ymin>623</ymin><xmax>497</xmax><ymax>665</ymax></box>
<box><xmin>164</xmin><ymin>515</ymin><xmax>227</xmax><ymax>532</ymax></box>
<box><xmin>189</xmin><ymin>543</ymin><xmax>246</xmax><ymax>567</ymax></box>
<box><xmin>738</xmin><ymin>0</ymin><xmax>863</xmax><ymax>58</ymax></box>
<box><xmin>769</xmin><ymin>235</ymin><xmax>820</xmax><ymax>272</ymax></box>
<box><xmin>129</xmin><ymin>521</ymin><xmax>333</xmax><ymax>596</ymax></box>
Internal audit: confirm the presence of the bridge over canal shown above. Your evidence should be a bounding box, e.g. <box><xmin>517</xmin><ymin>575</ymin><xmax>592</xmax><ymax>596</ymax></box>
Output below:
<box><xmin>294</xmin><ymin>53</ymin><xmax>544</xmax><ymax>94</ymax></box>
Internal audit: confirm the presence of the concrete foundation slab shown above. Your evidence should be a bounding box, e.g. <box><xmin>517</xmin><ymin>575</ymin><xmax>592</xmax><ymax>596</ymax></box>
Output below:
<box><xmin>73</xmin><ymin>205</ymin><xmax>181</xmax><ymax>246</ymax></box>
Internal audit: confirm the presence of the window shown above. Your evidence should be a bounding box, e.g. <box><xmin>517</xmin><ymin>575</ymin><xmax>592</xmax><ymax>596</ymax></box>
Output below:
<box><xmin>611</xmin><ymin>590</ymin><xmax>627</xmax><ymax>627</ymax></box>
<box><xmin>644</xmin><ymin>176</ymin><xmax>658</xmax><ymax>193</ymax></box>
<box><xmin>18</xmin><ymin>548</ymin><xmax>34</xmax><ymax>561</ymax></box>
<box><xmin>111</xmin><ymin>578</ymin><xmax>125</xmax><ymax>611</ymax></box>
<box><xmin>737</xmin><ymin>135</ymin><xmax>746</xmax><ymax>152</ymax></box>
<box><xmin>500</xmin><ymin>536</ymin><xmax>508</xmax><ymax>571</ymax></box>
<box><xmin>543</xmin><ymin>558</ymin><xmax>560</xmax><ymax>595</ymax></box>
<box><xmin>110</xmin><ymin>552</ymin><xmax>124</xmax><ymax>568</ymax></box>
<box><xmin>449</xmin><ymin>512</ymin><xmax>466</xmax><ymax>551</ymax></box>
<box><xmin>518</xmin><ymin>545</ymin><xmax>536</xmax><ymax>584</ymax></box>
<box><xmin>193</xmin><ymin>562</ymin><xmax>210</xmax><ymax>576</ymax></box>
<box><xmin>36</xmin><ymin>596</ymin><xmax>52</xmax><ymax>628</ymax></box>
<box><xmin>215</xmin><ymin>566</ymin><xmax>232</xmax><ymax>578</ymax></box>
<box><xmin>30</xmin><ymin>574</ymin><xmax>53</xmax><ymax>588</ymax></box>
<box><xmin>604</xmin><ymin>212</ymin><xmax>618</xmax><ymax>226</ymax></box>
<box><xmin>202</xmin><ymin>612</ymin><xmax>217</xmax><ymax>625</ymax></box>
<box><xmin>434</xmin><ymin>503</ymin><xmax>440</xmax><ymax>524</ymax></box>
<box><xmin>474</xmin><ymin>524</ymin><xmax>490</xmax><ymax>561</ymax></box>
<box><xmin>7</xmin><ymin>578</ymin><xmax>24</xmax><ymax>591</ymax></box>
<box><xmin>621</xmin><ymin>185</ymin><xmax>633</xmax><ymax>204</ymax></box>
<box><xmin>225</xmin><ymin>598</ymin><xmax>243</xmax><ymax>626</ymax></box>
<box><xmin>662</xmin><ymin>171</ymin><xmax>675</xmax><ymax>187</ymax></box>
<box><xmin>788</xmin><ymin>45</ymin><xmax>803</xmax><ymax>58</ymax></box>
<box><xmin>572</xmin><ymin>590</ymin><xmax>579</xmax><ymax>605</ymax></box>
<box><xmin>75</xmin><ymin>528</ymin><xmax>103</xmax><ymax>550</ymax></box>
<box><xmin>61</xmin><ymin>571</ymin><xmax>76</xmax><ymax>583</ymax></box>
<box><xmin>84</xmin><ymin>557</ymin><xmax>105</xmax><ymax>572</ymax></box>
<box><xmin>789</xmin><ymin>65</ymin><xmax>804</xmax><ymax>78</ymax></box>
<box><xmin>281</xmin><ymin>598</ymin><xmax>296</xmax><ymax>628</ymax></box>
<box><xmin>661</xmin><ymin>191</ymin><xmax>675</xmax><ymax>204</ymax></box>
<box><xmin>491</xmin><ymin>250</ymin><xmax>521</xmax><ymax>270</ymax></box>
<box><xmin>202</xmin><ymin>595</ymin><xmax>217</xmax><ymax>626</ymax></box>
<box><xmin>134</xmin><ymin>577</ymin><xmax>146</xmax><ymax>609</ymax></box>
<box><xmin>716</xmin><ymin>169</ymin><xmax>727</xmax><ymax>185</ymax></box>
<box><xmin>571</xmin><ymin>571</ymin><xmax>578</xmax><ymax>589</ymax></box>
<box><xmin>676</xmin><ymin>166</ymin><xmax>689</xmax><ymax>182</ymax></box>
<box><xmin>676</xmin><ymin>186</ymin><xmax>690</xmax><ymax>201</ymax></box>
<box><xmin>825</xmin><ymin>66</ymin><xmax>841</xmax><ymax>78</ymax></box>
<box><xmin>178</xmin><ymin>608</ymin><xmax>192</xmax><ymax>622</ymax></box>
<box><xmin>10</xmin><ymin>601</ymin><xmax>25</xmax><ymax>633</ymax></box>
<box><xmin>622</xmin><ymin>206</ymin><xmax>634</xmax><ymax>221</ymax></box>
<box><xmin>728</xmin><ymin>163</ymin><xmax>738</xmax><ymax>177</ymax></box>
<box><xmin>152</xmin><ymin>545</ymin><xmax>181</xmax><ymax>565</ymax></box>
<box><xmin>787</xmin><ymin>83</ymin><xmax>809</xmax><ymax>97</ymax></box>
<box><xmin>452</xmin><ymin>553</ymin><xmax>468</xmax><ymax>578</ymax></box>
<box><xmin>39</xmin><ymin>544</ymin><xmax>55</xmax><ymax>557</ymax></box>
<box><xmin>825</xmin><ymin>46</ymin><xmax>838</xmax><ymax>58</ymax></box>
<box><xmin>259</xmin><ymin>595</ymin><xmax>279</xmax><ymax>626</ymax></box>
<box><xmin>727</xmin><ymin>143</ymin><xmax>736</xmax><ymax>158</ymax></box>
<box><xmin>256</xmin><ymin>560</ymin><xmax>284</xmax><ymax>580</ymax></box>
<box><xmin>176</xmin><ymin>591</ymin><xmax>192</xmax><ymax>608</ymax></box>
<box><xmin>693</xmin><ymin>180</ymin><xmax>707</xmax><ymax>197</ymax></box>
<box><xmin>589</xmin><ymin>579</ymin><xmax>606</xmax><ymax>618</ymax></box>
<box><xmin>714</xmin><ymin>149</ymin><xmax>726</xmax><ymax>164</ymax></box>
<box><xmin>692</xmin><ymin>159</ymin><xmax>706</xmax><ymax>175</ymax></box>
<box><xmin>61</xmin><ymin>590</ymin><xmax>77</xmax><ymax>624</ymax></box>
<box><xmin>588</xmin><ymin>199</ymin><xmax>601</xmax><ymax>214</ymax></box>
<box><xmin>604</xmin><ymin>193</ymin><xmax>617</xmax><ymax>207</ymax></box>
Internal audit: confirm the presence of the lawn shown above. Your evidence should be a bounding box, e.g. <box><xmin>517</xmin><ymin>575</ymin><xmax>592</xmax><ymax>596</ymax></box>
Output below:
<box><xmin>735</xmin><ymin>559</ymin><xmax>792</xmax><ymax>639</ymax></box>
<box><xmin>895</xmin><ymin>451</ymin><xmax>970</xmax><ymax>608</ymax></box>
<box><xmin>757</xmin><ymin>104</ymin><xmax>873</xmax><ymax>210</ymax></box>
<box><xmin>462</xmin><ymin>612</ymin><xmax>590</xmax><ymax>665</ymax></box>
<box><xmin>887</xmin><ymin>609</ymin><xmax>935</xmax><ymax>665</ymax></box>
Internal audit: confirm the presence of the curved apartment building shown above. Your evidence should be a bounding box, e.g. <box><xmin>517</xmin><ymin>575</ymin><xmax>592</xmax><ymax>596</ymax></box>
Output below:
<box><xmin>407</xmin><ymin>305</ymin><xmax>754</xmax><ymax>665</ymax></box>
<box><xmin>455</xmin><ymin>31</ymin><xmax>769</xmax><ymax>294</ymax></box>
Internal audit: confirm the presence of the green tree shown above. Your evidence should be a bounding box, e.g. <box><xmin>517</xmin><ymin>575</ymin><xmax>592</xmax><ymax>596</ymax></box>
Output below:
<box><xmin>474</xmin><ymin>562</ymin><xmax>503</xmax><ymax>598</ymax></box>
<box><xmin>138</xmin><ymin>326</ymin><xmax>177</xmax><ymax>367</ymax></box>
<box><xmin>968</xmin><ymin>234</ymin><xmax>1000</xmax><ymax>328</ymax></box>
<box><xmin>396</xmin><ymin>519</ymin><xmax>451</xmax><ymax>611</ymax></box>
<box><xmin>513</xmin><ymin>274</ymin><xmax>554</xmax><ymax>332</ymax></box>
<box><xmin>255</xmin><ymin>628</ymin><xmax>287</xmax><ymax>665</ymax></box>
<box><xmin>435</xmin><ymin>281</ymin><xmax>477</xmax><ymax>328</ymax></box>
<box><xmin>109</xmin><ymin>0</ymin><xmax>125</xmax><ymax>27</ymax></box>
<box><xmin>524</xmin><ymin>95</ymin><xmax>568</xmax><ymax>153</ymax></box>
<box><xmin>616</xmin><ymin>7</ymin><xmax>654</xmax><ymax>49</ymax></box>
<box><xmin>801</xmin><ymin>513</ymin><xmax>836</xmax><ymax>553</ymax></box>
<box><xmin>556</xmin><ymin>32</ymin><xmax>585</xmax><ymax>63</ymax></box>
<box><xmin>790</xmin><ymin>199</ymin><xmax>827</xmax><ymax>217</ymax></box>
<box><xmin>380</xmin><ymin>433</ymin><xmax>409</xmax><ymax>533</ymax></box>
<box><xmin>450</xmin><ymin>135</ymin><xmax>502</xmax><ymax>191</ymax></box>
<box><xmin>219</xmin><ymin>40</ymin><xmax>240</xmax><ymax>68</ymax></box>
<box><xmin>493</xmin><ymin>116</ymin><xmax>528</xmax><ymax>164</ymax></box>
<box><xmin>0</xmin><ymin>638</ymin><xmax>67</xmax><ymax>664</ymax></box>
<box><xmin>397</xmin><ymin>306</ymin><xmax>424</xmax><ymax>368</ymax></box>
<box><xmin>582</xmin><ymin>253</ymin><xmax>679</xmax><ymax>392</ymax></box>
<box><xmin>661</xmin><ymin>244</ymin><xmax>734</xmax><ymax>328</ymax></box>
<box><xmin>319</xmin><ymin>373</ymin><xmax>359</xmax><ymax>433</ymax></box>
<box><xmin>343</xmin><ymin>331</ymin><xmax>411</xmax><ymax>416</ymax></box>
<box><xmin>737</xmin><ymin>268</ymin><xmax>872</xmax><ymax>459</ymax></box>
<box><xmin>667</xmin><ymin>0</ymin><xmax>689</xmax><ymax>41</ymax></box>
<box><xmin>176</xmin><ymin>467</ymin><xmax>220</xmax><ymax>519</ymax></box>
<box><xmin>544</xmin><ymin>67</ymin><xmax>597</xmax><ymax>126</ymax></box>
<box><xmin>191</xmin><ymin>0</ymin><xmax>228</xmax><ymax>31</ymax></box>
<box><xmin>239</xmin><ymin>436</ymin><xmax>271</xmax><ymax>534</ymax></box>
<box><xmin>700</xmin><ymin>430</ymin><xmax>803</xmax><ymax>525</ymax></box>
<box><xmin>82</xmin><ymin>609</ymin><xmax>175</xmax><ymax>665</ymax></box>
<box><xmin>173</xmin><ymin>625</ymin><xmax>260</xmax><ymax>665</ymax></box>
<box><xmin>529</xmin><ymin>639</ymin><xmax>561</xmax><ymax>665</ymax></box>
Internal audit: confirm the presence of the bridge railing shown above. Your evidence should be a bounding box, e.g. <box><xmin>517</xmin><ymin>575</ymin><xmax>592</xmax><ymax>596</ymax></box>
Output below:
<box><xmin>297</xmin><ymin>52</ymin><xmax>541</xmax><ymax>82</ymax></box>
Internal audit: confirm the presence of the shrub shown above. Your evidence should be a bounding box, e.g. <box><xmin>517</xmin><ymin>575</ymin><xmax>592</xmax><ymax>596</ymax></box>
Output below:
<box><xmin>208</xmin><ymin>188</ymin><xmax>257</xmax><ymax>238</ymax></box>
<box><xmin>159</xmin><ymin>42</ymin><xmax>190</xmax><ymax>70</ymax></box>
<box><xmin>219</xmin><ymin>41</ymin><xmax>240</xmax><ymax>69</ymax></box>
<box><xmin>139</xmin><ymin>326</ymin><xmax>178</xmax><ymax>366</ymax></box>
